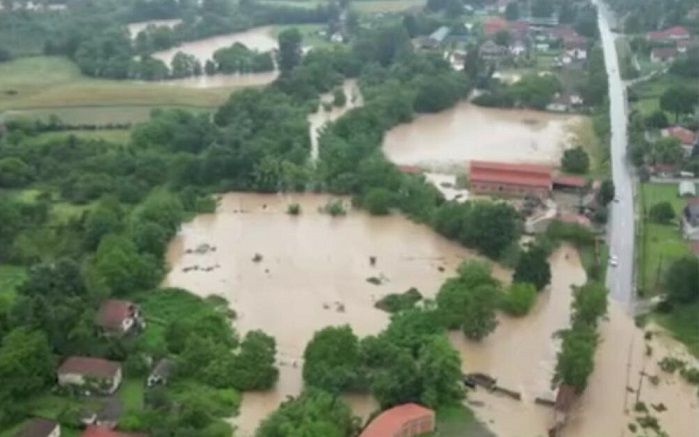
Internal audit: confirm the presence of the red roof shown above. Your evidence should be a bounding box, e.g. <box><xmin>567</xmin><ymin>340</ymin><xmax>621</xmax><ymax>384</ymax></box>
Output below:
<box><xmin>359</xmin><ymin>403</ymin><xmax>434</xmax><ymax>437</ymax></box>
<box><xmin>470</xmin><ymin>160</ymin><xmax>552</xmax><ymax>189</ymax></box>
<box><xmin>58</xmin><ymin>357</ymin><xmax>121</xmax><ymax>378</ymax></box>
<box><xmin>647</xmin><ymin>26</ymin><xmax>690</xmax><ymax>40</ymax></box>
<box><xmin>662</xmin><ymin>126</ymin><xmax>697</xmax><ymax>145</ymax></box>
<box><xmin>553</xmin><ymin>174</ymin><xmax>587</xmax><ymax>188</ymax></box>
<box><xmin>484</xmin><ymin>17</ymin><xmax>508</xmax><ymax>35</ymax></box>
<box><xmin>97</xmin><ymin>299</ymin><xmax>135</xmax><ymax>330</ymax></box>
<box><xmin>81</xmin><ymin>426</ymin><xmax>147</xmax><ymax>437</ymax></box>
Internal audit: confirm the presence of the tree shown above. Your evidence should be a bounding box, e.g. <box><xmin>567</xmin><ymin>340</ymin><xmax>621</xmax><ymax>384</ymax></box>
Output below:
<box><xmin>531</xmin><ymin>0</ymin><xmax>554</xmax><ymax>18</ymax></box>
<box><xmin>653</xmin><ymin>136</ymin><xmax>684</xmax><ymax>165</ymax></box>
<box><xmin>561</xmin><ymin>146</ymin><xmax>590</xmax><ymax>174</ymax></box>
<box><xmin>494</xmin><ymin>30</ymin><xmax>512</xmax><ymax>48</ymax></box>
<box><xmin>418</xmin><ymin>335</ymin><xmax>464</xmax><ymax>408</ymax></box>
<box><xmin>501</xmin><ymin>282</ymin><xmax>538</xmax><ymax>316</ymax></box>
<box><xmin>461</xmin><ymin>284</ymin><xmax>499</xmax><ymax>341</ymax></box>
<box><xmin>368</xmin><ymin>347</ymin><xmax>421</xmax><ymax>408</ymax></box>
<box><xmin>660</xmin><ymin>86</ymin><xmax>699</xmax><ymax>122</ymax></box>
<box><xmin>553</xmin><ymin>327</ymin><xmax>597</xmax><ymax>393</ymax></box>
<box><xmin>570</xmin><ymin>282</ymin><xmax>608</xmax><ymax>329</ymax></box>
<box><xmin>303</xmin><ymin>325</ymin><xmax>362</xmax><ymax>393</ymax></box>
<box><xmin>0</xmin><ymin>328</ymin><xmax>54</xmax><ymax>401</ymax></box>
<box><xmin>644</xmin><ymin>110</ymin><xmax>669</xmax><ymax>129</ymax></box>
<box><xmin>333</xmin><ymin>88</ymin><xmax>346</xmax><ymax>107</ymax></box>
<box><xmin>278</xmin><ymin>28</ymin><xmax>302</xmax><ymax>75</ymax></box>
<box><xmin>231</xmin><ymin>330</ymin><xmax>278</xmax><ymax>391</ymax></box>
<box><xmin>256</xmin><ymin>389</ymin><xmax>359</xmax><ymax>437</ymax></box>
<box><xmin>436</xmin><ymin>260</ymin><xmax>498</xmax><ymax>329</ymax></box>
<box><xmin>91</xmin><ymin>235</ymin><xmax>160</xmax><ymax>296</ymax></box>
<box><xmin>663</xmin><ymin>256</ymin><xmax>699</xmax><ymax>304</ymax></box>
<box><xmin>513</xmin><ymin>244</ymin><xmax>551</xmax><ymax>291</ymax></box>
<box><xmin>505</xmin><ymin>2</ymin><xmax>519</xmax><ymax>20</ymax></box>
<box><xmin>0</xmin><ymin>157</ymin><xmax>34</xmax><ymax>188</ymax></box>
<box><xmin>361</xmin><ymin>187</ymin><xmax>395</xmax><ymax>215</ymax></box>
<box><xmin>648</xmin><ymin>201</ymin><xmax>675</xmax><ymax>224</ymax></box>
<box><xmin>598</xmin><ymin>179</ymin><xmax>615</xmax><ymax>205</ymax></box>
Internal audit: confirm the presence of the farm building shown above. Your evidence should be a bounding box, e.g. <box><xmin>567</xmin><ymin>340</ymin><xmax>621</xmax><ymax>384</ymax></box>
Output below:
<box><xmin>469</xmin><ymin>160</ymin><xmax>552</xmax><ymax>197</ymax></box>
<box><xmin>359</xmin><ymin>403</ymin><xmax>435</xmax><ymax>437</ymax></box>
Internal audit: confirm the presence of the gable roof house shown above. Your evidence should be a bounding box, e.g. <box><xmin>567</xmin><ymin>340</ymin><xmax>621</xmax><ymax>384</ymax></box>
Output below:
<box><xmin>647</xmin><ymin>26</ymin><xmax>691</xmax><ymax>42</ymax></box>
<box><xmin>650</xmin><ymin>47</ymin><xmax>678</xmax><ymax>63</ymax></box>
<box><xmin>57</xmin><ymin>357</ymin><xmax>123</xmax><ymax>395</ymax></box>
<box><xmin>96</xmin><ymin>299</ymin><xmax>144</xmax><ymax>335</ymax></box>
<box><xmin>662</xmin><ymin>126</ymin><xmax>698</xmax><ymax>156</ymax></box>
<box><xmin>682</xmin><ymin>199</ymin><xmax>699</xmax><ymax>240</ymax></box>
<box><xmin>420</xmin><ymin>26</ymin><xmax>450</xmax><ymax>49</ymax></box>
<box><xmin>16</xmin><ymin>418</ymin><xmax>60</xmax><ymax>437</ymax></box>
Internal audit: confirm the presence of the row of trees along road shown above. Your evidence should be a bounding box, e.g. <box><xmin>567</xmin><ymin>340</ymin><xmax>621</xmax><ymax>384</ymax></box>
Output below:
<box><xmin>0</xmin><ymin>17</ymin><xmax>541</xmax><ymax>437</ymax></box>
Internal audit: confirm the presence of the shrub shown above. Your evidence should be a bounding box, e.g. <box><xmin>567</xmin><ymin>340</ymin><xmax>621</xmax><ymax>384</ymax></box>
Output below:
<box><xmin>648</xmin><ymin>201</ymin><xmax>675</xmax><ymax>224</ymax></box>
<box><xmin>501</xmin><ymin>282</ymin><xmax>538</xmax><ymax>316</ymax></box>
<box><xmin>287</xmin><ymin>202</ymin><xmax>301</xmax><ymax>215</ymax></box>
<box><xmin>375</xmin><ymin>288</ymin><xmax>423</xmax><ymax>313</ymax></box>
<box><xmin>561</xmin><ymin>147</ymin><xmax>590</xmax><ymax>174</ymax></box>
<box><xmin>333</xmin><ymin>88</ymin><xmax>347</xmax><ymax>107</ymax></box>
<box><xmin>323</xmin><ymin>200</ymin><xmax>347</xmax><ymax>216</ymax></box>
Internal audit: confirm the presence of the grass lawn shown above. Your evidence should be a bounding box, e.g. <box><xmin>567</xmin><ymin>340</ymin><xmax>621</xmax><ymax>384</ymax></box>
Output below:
<box><xmin>428</xmin><ymin>404</ymin><xmax>495</xmax><ymax>437</ymax></box>
<box><xmin>0</xmin><ymin>265</ymin><xmax>27</xmax><ymax>302</ymax></box>
<box><xmin>570</xmin><ymin>116</ymin><xmax>610</xmax><ymax>177</ymax></box>
<box><xmin>655</xmin><ymin>300</ymin><xmax>699</xmax><ymax>358</ymax></box>
<box><xmin>0</xmin><ymin>57</ymin><xmax>238</xmax><ymax>112</ymax></box>
<box><xmin>119</xmin><ymin>378</ymin><xmax>145</xmax><ymax>411</ymax></box>
<box><xmin>637</xmin><ymin>183</ymin><xmax>692</xmax><ymax>295</ymax></box>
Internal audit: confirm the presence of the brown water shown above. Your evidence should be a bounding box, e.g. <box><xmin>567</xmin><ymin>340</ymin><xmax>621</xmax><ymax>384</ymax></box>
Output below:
<box><xmin>152</xmin><ymin>26</ymin><xmax>278</xmax><ymax>66</ymax></box>
<box><xmin>308</xmin><ymin>80</ymin><xmax>363</xmax><ymax>161</ymax></box>
<box><xmin>154</xmin><ymin>71</ymin><xmax>278</xmax><ymax>89</ymax></box>
<box><xmin>126</xmin><ymin>19</ymin><xmax>182</xmax><ymax>38</ymax></box>
<box><xmin>164</xmin><ymin>192</ymin><xmax>504</xmax><ymax>435</ymax></box>
<box><xmin>382</xmin><ymin>102</ymin><xmax>580</xmax><ymax>171</ymax></box>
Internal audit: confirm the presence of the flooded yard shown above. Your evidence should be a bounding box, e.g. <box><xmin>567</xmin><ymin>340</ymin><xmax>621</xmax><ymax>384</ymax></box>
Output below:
<box><xmin>308</xmin><ymin>80</ymin><xmax>363</xmax><ymax>161</ymax></box>
<box><xmin>382</xmin><ymin>102</ymin><xmax>581</xmax><ymax>171</ymax></box>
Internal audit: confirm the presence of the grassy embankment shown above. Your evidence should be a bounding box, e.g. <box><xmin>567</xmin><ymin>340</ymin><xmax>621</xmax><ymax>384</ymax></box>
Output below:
<box><xmin>636</xmin><ymin>182</ymin><xmax>698</xmax><ymax>357</ymax></box>
<box><xmin>0</xmin><ymin>56</ymin><xmax>230</xmax><ymax>124</ymax></box>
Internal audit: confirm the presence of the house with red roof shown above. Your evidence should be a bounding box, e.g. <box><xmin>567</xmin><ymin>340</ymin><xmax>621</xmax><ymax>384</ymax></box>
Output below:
<box><xmin>650</xmin><ymin>47</ymin><xmax>678</xmax><ymax>63</ymax></box>
<box><xmin>96</xmin><ymin>299</ymin><xmax>144</xmax><ymax>335</ymax></box>
<box><xmin>57</xmin><ymin>357</ymin><xmax>123</xmax><ymax>394</ymax></box>
<box><xmin>662</xmin><ymin>126</ymin><xmax>698</xmax><ymax>156</ymax></box>
<box><xmin>359</xmin><ymin>403</ymin><xmax>435</xmax><ymax>437</ymax></box>
<box><xmin>647</xmin><ymin>26</ymin><xmax>690</xmax><ymax>42</ymax></box>
<box><xmin>80</xmin><ymin>426</ymin><xmax>146</xmax><ymax>437</ymax></box>
<box><xmin>469</xmin><ymin>160</ymin><xmax>552</xmax><ymax>197</ymax></box>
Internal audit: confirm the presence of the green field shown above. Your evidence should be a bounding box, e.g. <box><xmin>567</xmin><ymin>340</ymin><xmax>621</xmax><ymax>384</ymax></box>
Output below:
<box><xmin>631</xmin><ymin>74</ymin><xmax>697</xmax><ymax>117</ymax></box>
<box><xmin>637</xmin><ymin>183</ymin><xmax>692</xmax><ymax>295</ymax></box>
<box><xmin>119</xmin><ymin>378</ymin><xmax>145</xmax><ymax>411</ymax></box>
<box><xmin>0</xmin><ymin>57</ymin><xmax>236</xmax><ymax>113</ymax></box>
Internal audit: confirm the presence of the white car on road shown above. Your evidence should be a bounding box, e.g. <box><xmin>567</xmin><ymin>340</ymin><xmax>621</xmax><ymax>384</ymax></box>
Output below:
<box><xmin>609</xmin><ymin>255</ymin><xmax>618</xmax><ymax>267</ymax></box>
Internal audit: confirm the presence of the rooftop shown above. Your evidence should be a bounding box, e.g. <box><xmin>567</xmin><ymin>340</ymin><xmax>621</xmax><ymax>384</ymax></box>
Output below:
<box><xmin>97</xmin><ymin>299</ymin><xmax>136</xmax><ymax>330</ymax></box>
<box><xmin>553</xmin><ymin>174</ymin><xmax>587</xmax><ymax>188</ymax></box>
<box><xmin>359</xmin><ymin>403</ymin><xmax>434</xmax><ymax>437</ymax></box>
<box><xmin>16</xmin><ymin>418</ymin><xmax>58</xmax><ymax>437</ymax></box>
<box><xmin>58</xmin><ymin>356</ymin><xmax>121</xmax><ymax>378</ymax></box>
<box><xmin>470</xmin><ymin>160</ymin><xmax>552</xmax><ymax>188</ymax></box>
<box><xmin>651</xmin><ymin>47</ymin><xmax>678</xmax><ymax>59</ymax></box>
<box><xmin>647</xmin><ymin>26</ymin><xmax>690</xmax><ymax>40</ymax></box>
<box><xmin>662</xmin><ymin>125</ymin><xmax>697</xmax><ymax>145</ymax></box>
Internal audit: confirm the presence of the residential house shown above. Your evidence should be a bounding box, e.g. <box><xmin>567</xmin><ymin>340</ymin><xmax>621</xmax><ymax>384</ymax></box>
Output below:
<box><xmin>564</xmin><ymin>39</ymin><xmax>587</xmax><ymax>60</ymax></box>
<box><xmin>546</xmin><ymin>93</ymin><xmax>583</xmax><ymax>112</ymax></box>
<box><xmin>359</xmin><ymin>403</ymin><xmax>435</xmax><ymax>437</ymax></box>
<box><xmin>96</xmin><ymin>299</ymin><xmax>144</xmax><ymax>335</ymax></box>
<box><xmin>421</xmin><ymin>26</ymin><xmax>450</xmax><ymax>49</ymax></box>
<box><xmin>650</xmin><ymin>47</ymin><xmax>678</xmax><ymax>63</ymax></box>
<box><xmin>679</xmin><ymin>181</ymin><xmax>696</xmax><ymax>197</ymax></box>
<box><xmin>57</xmin><ymin>357</ymin><xmax>123</xmax><ymax>394</ymax></box>
<box><xmin>682</xmin><ymin>198</ymin><xmax>699</xmax><ymax>240</ymax></box>
<box><xmin>16</xmin><ymin>418</ymin><xmax>60</xmax><ymax>437</ymax></box>
<box><xmin>647</xmin><ymin>26</ymin><xmax>691</xmax><ymax>42</ymax></box>
<box><xmin>80</xmin><ymin>426</ymin><xmax>147</xmax><ymax>437</ymax></box>
<box><xmin>147</xmin><ymin>358</ymin><xmax>174</xmax><ymax>387</ymax></box>
<box><xmin>661</xmin><ymin>125</ymin><xmax>698</xmax><ymax>156</ymax></box>
<box><xmin>479</xmin><ymin>40</ymin><xmax>508</xmax><ymax>60</ymax></box>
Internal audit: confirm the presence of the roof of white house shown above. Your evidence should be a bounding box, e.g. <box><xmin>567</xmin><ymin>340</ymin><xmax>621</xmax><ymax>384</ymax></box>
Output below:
<box><xmin>679</xmin><ymin>181</ymin><xmax>697</xmax><ymax>197</ymax></box>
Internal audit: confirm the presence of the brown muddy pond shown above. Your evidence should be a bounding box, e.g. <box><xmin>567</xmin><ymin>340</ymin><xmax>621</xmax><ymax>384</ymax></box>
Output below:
<box><xmin>382</xmin><ymin>102</ymin><xmax>580</xmax><ymax>171</ymax></box>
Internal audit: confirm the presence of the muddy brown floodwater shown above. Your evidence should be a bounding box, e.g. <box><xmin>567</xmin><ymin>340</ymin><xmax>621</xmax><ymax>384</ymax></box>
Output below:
<box><xmin>382</xmin><ymin>102</ymin><xmax>580</xmax><ymax>171</ymax></box>
<box><xmin>164</xmin><ymin>192</ymin><xmax>507</xmax><ymax>436</ymax></box>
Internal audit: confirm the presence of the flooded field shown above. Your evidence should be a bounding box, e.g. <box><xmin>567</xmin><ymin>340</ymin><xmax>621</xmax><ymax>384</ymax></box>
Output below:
<box><xmin>151</xmin><ymin>26</ymin><xmax>278</xmax><ymax>66</ymax></box>
<box><xmin>126</xmin><ymin>19</ymin><xmax>182</xmax><ymax>38</ymax></box>
<box><xmin>164</xmin><ymin>192</ymin><xmax>504</xmax><ymax>435</ymax></box>
<box><xmin>155</xmin><ymin>71</ymin><xmax>278</xmax><ymax>89</ymax></box>
<box><xmin>308</xmin><ymin>80</ymin><xmax>363</xmax><ymax>161</ymax></box>
<box><xmin>382</xmin><ymin>102</ymin><xmax>580</xmax><ymax>170</ymax></box>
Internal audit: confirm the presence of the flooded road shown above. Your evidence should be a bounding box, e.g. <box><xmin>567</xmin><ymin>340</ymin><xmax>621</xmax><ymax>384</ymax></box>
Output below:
<box><xmin>308</xmin><ymin>80</ymin><xmax>363</xmax><ymax>161</ymax></box>
<box><xmin>165</xmin><ymin>192</ymin><xmax>502</xmax><ymax>435</ymax></box>
<box><xmin>151</xmin><ymin>26</ymin><xmax>278</xmax><ymax>66</ymax></box>
<box><xmin>382</xmin><ymin>102</ymin><xmax>580</xmax><ymax>171</ymax></box>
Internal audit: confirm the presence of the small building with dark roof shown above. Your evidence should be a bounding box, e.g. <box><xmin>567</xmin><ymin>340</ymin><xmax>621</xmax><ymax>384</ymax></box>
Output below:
<box><xmin>359</xmin><ymin>403</ymin><xmax>435</xmax><ymax>437</ymax></box>
<box><xmin>15</xmin><ymin>418</ymin><xmax>60</xmax><ymax>437</ymax></box>
<box><xmin>147</xmin><ymin>358</ymin><xmax>175</xmax><ymax>387</ymax></box>
<box><xmin>57</xmin><ymin>357</ymin><xmax>123</xmax><ymax>394</ymax></box>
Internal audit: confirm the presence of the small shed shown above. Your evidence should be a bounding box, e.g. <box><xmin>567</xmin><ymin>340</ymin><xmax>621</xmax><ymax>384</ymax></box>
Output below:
<box><xmin>679</xmin><ymin>181</ymin><xmax>697</xmax><ymax>197</ymax></box>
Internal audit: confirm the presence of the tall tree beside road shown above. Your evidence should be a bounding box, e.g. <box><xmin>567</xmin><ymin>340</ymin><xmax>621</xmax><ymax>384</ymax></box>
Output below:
<box><xmin>663</xmin><ymin>256</ymin><xmax>699</xmax><ymax>304</ymax></box>
<box><xmin>277</xmin><ymin>28</ymin><xmax>302</xmax><ymax>75</ymax></box>
<box><xmin>660</xmin><ymin>86</ymin><xmax>699</xmax><ymax>122</ymax></box>
<box><xmin>598</xmin><ymin>179</ymin><xmax>615</xmax><ymax>205</ymax></box>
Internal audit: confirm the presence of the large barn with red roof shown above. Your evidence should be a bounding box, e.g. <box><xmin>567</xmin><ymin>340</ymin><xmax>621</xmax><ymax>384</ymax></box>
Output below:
<box><xmin>469</xmin><ymin>160</ymin><xmax>553</xmax><ymax>197</ymax></box>
<box><xmin>359</xmin><ymin>403</ymin><xmax>435</xmax><ymax>437</ymax></box>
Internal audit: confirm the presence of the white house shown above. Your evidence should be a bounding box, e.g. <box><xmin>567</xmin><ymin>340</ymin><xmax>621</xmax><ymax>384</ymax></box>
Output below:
<box><xmin>57</xmin><ymin>357</ymin><xmax>123</xmax><ymax>395</ymax></box>
<box><xmin>16</xmin><ymin>418</ymin><xmax>60</xmax><ymax>437</ymax></box>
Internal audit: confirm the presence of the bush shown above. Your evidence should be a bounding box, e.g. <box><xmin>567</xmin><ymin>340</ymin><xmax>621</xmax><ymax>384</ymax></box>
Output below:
<box><xmin>333</xmin><ymin>88</ymin><xmax>347</xmax><ymax>107</ymax></box>
<box><xmin>287</xmin><ymin>202</ymin><xmax>301</xmax><ymax>215</ymax></box>
<box><xmin>561</xmin><ymin>147</ymin><xmax>590</xmax><ymax>174</ymax></box>
<box><xmin>375</xmin><ymin>288</ymin><xmax>423</xmax><ymax>313</ymax></box>
<box><xmin>501</xmin><ymin>282</ymin><xmax>537</xmax><ymax>316</ymax></box>
<box><xmin>361</xmin><ymin>188</ymin><xmax>394</xmax><ymax>215</ymax></box>
<box><xmin>323</xmin><ymin>199</ymin><xmax>347</xmax><ymax>216</ymax></box>
<box><xmin>648</xmin><ymin>201</ymin><xmax>675</xmax><ymax>224</ymax></box>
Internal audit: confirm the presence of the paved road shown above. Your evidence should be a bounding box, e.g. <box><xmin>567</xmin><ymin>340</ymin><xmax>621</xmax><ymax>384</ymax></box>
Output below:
<box><xmin>594</xmin><ymin>1</ymin><xmax>635</xmax><ymax>308</ymax></box>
